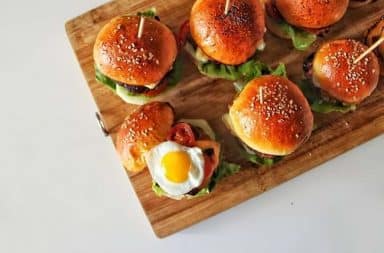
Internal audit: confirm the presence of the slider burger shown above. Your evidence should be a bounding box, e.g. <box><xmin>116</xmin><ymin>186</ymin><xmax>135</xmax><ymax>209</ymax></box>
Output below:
<box><xmin>179</xmin><ymin>0</ymin><xmax>269</xmax><ymax>81</ymax></box>
<box><xmin>224</xmin><ymin>75</ymin><xmax>313</xmax><ymax>165</ymax></box>
<box><xmin>116</xmin><ymin>102</ymin><xmax>239</xmax><ymax>199</ymax></box>
<box><xmin>366</xmin><ymin>16</ymin><xmax>384</xmax><ymax>75</ymax></box>
<box><xmin>94</xmin><ymin>9</ymin><xmax>182</xmax><ymax>105</ymax></box>
<box><xmin>302</xmin><ymin>39</ymin><xmax>380</xmax><ymax>113</ymax></box>
<box><xmin>265</xmin><ymin>0</ymin><xmax>349</xmax><ymax>50</ymax></box>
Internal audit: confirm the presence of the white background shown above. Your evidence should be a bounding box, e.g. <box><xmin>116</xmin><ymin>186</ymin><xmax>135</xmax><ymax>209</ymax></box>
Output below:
<box><xmin>1</xmin><ymin>0</ymin><xmax>383</xmax><ymax>252</ymax></box>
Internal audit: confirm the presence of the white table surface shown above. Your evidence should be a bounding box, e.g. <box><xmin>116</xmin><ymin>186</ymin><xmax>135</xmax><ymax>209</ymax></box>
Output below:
<box><xmin>1</xmin><ymin>0</ymin><xmax>383</xmax><ymax>252</ymax></box>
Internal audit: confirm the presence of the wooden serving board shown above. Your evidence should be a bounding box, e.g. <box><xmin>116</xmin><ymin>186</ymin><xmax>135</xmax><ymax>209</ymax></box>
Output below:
<box><xmin>66</xmin><ymin>0</ymin><xmax>384</xmax><ymax>238</ymax></box>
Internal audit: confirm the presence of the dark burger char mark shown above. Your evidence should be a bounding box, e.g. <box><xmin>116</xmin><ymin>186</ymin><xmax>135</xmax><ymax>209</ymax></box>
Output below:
<box><xmin>265</xmin><ymin>0</ymin><xmax>283</xmax><ymax>21</ymax></box>
<box><xmin>117</xmin><ymin>82</ymin><xmax>150</xmax><ymax>94</ymax></box>
<box><xmin>302</xmin><ymin>26</ymin><xmax>330</xmax><ymax>37</ymax></box>
<box><xmin>303</xmin><ymin>53</ymin><xmax>315</xmax><ymax>80</ymax></box>
<box><xmin>241</xmin><ymin>141</ymin><xmax>276</xmax><ymax>159</ymax></box>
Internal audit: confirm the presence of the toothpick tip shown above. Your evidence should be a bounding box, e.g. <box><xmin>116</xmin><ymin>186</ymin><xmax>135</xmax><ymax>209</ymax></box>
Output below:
<box><xmin>353</xmin><ymin>36</ymin><xmax>384</xmax><ymax>64</ymax></box>
<box><xmin>224</xmin><ymin>0</ymin><xmax>230</xmax><ymax>15</ymax></box>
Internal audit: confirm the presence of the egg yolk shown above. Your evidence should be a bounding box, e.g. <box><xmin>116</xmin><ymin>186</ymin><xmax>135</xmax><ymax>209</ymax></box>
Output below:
<box><xmin>161</xmin><ymin>151</ymin><xmax>191</xmax><ymax>183</ymax></box>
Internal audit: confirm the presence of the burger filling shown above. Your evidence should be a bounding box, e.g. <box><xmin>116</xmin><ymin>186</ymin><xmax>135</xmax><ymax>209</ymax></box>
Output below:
<box><xmin>178</xmin><ymin>20</ymin><xmax>285</xmax><ymax>83</ymax></box>
<box><xmin>222</xmin><ymin>114</ymin><xmax>282</xmax><ymax>166</ymax></box>
<box><xmin>95</xmin><ymin>53</ymin><xmax>182</xmax><ymax>103</ymax></box>
<box><xmin>265</xmin><ymin>0</ymin><xmax>318</xmax><ymax>50</ymax></box>
<box><xmin>152</xmin><ymin>120</ymin><xmax>241</xmax><ymax>198</ymax></box>
<box><xmin>300</xmin><ymin>54</ymin><xmax>357</xmax><ymax>113</ymax></box>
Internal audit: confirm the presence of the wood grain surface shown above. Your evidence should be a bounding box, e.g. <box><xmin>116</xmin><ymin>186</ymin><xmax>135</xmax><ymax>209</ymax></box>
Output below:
<box><xmin>65</xmin><ymin>0</ymin><xmax>384</xmax><ymax>238</ymax></box>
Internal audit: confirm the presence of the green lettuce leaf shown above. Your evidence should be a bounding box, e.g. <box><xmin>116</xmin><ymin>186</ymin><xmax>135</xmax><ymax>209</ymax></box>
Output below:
<box><xmin>278</xmin><ymin>21</ymin><xmax>317</xmax><ymax>51</ymax></box>
<box><xmin>311</xmin><ymin>101</ymin><xmax>356</xmax><ymax>113</ymax></box>
<box><xmin>233</xmin><ymin>63</ymin><xmax>286</xmax><ymax>92</ymax></box>
<box><xmin>137</xmin><ymin>7</ymin><xmax>157</xmax><ymax>18</ymax></box>
<box><xmin>270</xmin><ymin>63</ymin><xmax>287</xmax><ymax>77</ymax></box>
<box><xmin>208</xmin><ymin>161</ymin><xmax>241</xmax><ymax>190</ymax></box>
<box><xmin>152</xmin><ymin>161</ymin><xmax>241</xmax><ymax>198</ymax></box>
<box><xmin>198</xmin><ymin>59</ymin><xmax>286</xmax><ymax>84</ymax></box>
<box><xmin>152</xmin><ymin>181</ymin><xmax>167</xmax><ymax>197</ymax></box>
<box><xmin>95</xmin><ymin>66</ymin><xmax>116</xmax><ymax>91</ymax></box>
<box><xmin>245</xmin><ymin>153</ymin><xmax>282</xmax><ymax>167</ymax></box>
<box><xmin>298</xmin><ymin>79</ymin><xmax>357</xmax><ymax>113</ymax></box>
<box><xmin>167</xmin><ymin>54</ymin><xmax>183</xmax><ymax>86</ymax></box>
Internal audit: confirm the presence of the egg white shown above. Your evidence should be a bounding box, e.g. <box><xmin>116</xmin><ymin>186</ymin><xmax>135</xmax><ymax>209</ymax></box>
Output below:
<box><xmin>144</xmin><ymin>141</ymin><xmax>205</xmax><ymax>196</ymax></box>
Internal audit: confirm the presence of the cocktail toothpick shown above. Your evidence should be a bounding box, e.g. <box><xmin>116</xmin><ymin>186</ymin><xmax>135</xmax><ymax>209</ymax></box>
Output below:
<box><xmin>354</xmin><ymin>36</ymin><xmax>384</xmax><ymax>64</ymax></box>
<box><xmin>224</xmin><ymin>0</ymin><xmax>231</xmax><ymax>15</ymax></box>
<box><xmin>137</xmin><ymin>16</ymin><xmax>145</xmax><ymax>39</ymax></box>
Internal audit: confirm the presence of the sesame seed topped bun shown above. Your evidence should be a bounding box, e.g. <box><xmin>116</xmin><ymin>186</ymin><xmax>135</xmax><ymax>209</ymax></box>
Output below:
<box><xmin>275</xmin><ymin>0</ymin><xmax>349</xmax><ymax>29</ymax></box>
<box><xmin>94</xmin><ymin>16</ymin><xmax>177</xmax><ymax>86</ymax></box>
<box><xmin>190</xmin><ymin>0</ymin><xmax>265</xmax><ymax>65</ymax></box>
<box><xmin>229</xmin><ymin>75</ymin><xmax>313</xmax><ymax>156</ymax></box>
<box><xmin>313</xmin><ymin>39</ymin><xmax>380</xmax><ymax>104</ymax></box>
<box><xmin>116</xmin><ymin>102</ymin><xmax>174</xmax><ymax>172</ymax></box>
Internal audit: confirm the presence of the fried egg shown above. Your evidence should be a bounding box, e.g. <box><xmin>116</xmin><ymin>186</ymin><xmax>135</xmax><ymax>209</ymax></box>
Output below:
<box><xmin>144</xmin><ymin>141</ymin><xmax>205</xmax><ymax>196</ymax></box>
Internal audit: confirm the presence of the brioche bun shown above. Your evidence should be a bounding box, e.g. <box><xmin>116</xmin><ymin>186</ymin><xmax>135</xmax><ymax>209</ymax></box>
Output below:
<box><xmin>229</xmin><ymin>75</ymin><xmax>313</xmax><ymax>156</ymax></box>
<box><xmin>313</xmin><ymin>39</ymin><xmax>380</xmax><ymax>104</ymax></box>
<box><xmin>190</xmin><ymin>0</ymin><xmax>265</xmax><ymax>65</ymax></box>
<box><xmin>116</xmin><ymin>102</ymin><xmax>174</xmax><ymax>172</ymax></box>
<box><xmin>275</xmin><ymin>0</ymin><xmax>348</xmax><ymax>29</ymax></box>
<box><xmin>94</xmin><ymin>16</ymin><xmax>177</xmax><ymax>86</ymax></box>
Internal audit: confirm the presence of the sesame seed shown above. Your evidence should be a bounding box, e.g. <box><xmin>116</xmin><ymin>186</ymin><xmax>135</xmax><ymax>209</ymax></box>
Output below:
<box><xmin>259</xmin><ymin>86</ymin><xmax>264</xmax><ymax>104</ymax></box>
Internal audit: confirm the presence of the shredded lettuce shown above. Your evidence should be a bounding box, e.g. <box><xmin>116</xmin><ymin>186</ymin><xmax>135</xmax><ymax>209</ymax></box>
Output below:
<box><xmin>298</xmin><ymin>79</ymin><xmax>357</xmax><ymax>113</ymax></box>
<box><xmin>137</xmin><ymin>7</ymin><xmax>157</xmax><ymax>18</ymax></box>
<box><xmin>278</xmin><ymin>21</ymin><xmax>317</xmax><ymax>51</ymax></box>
